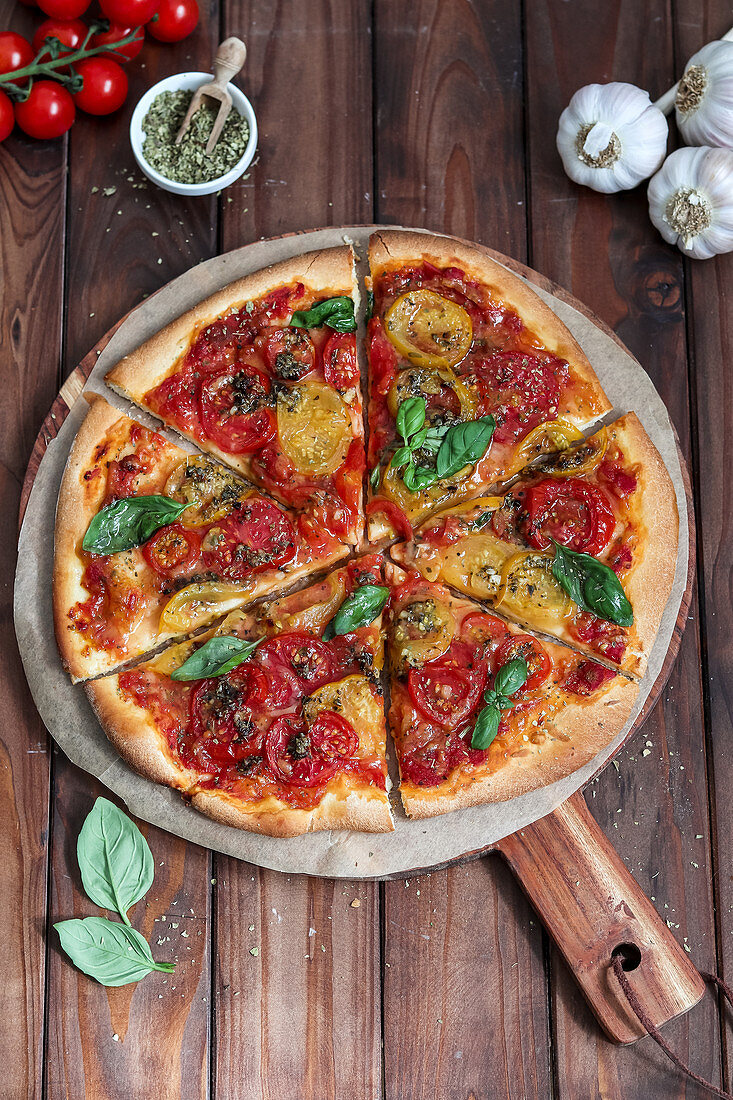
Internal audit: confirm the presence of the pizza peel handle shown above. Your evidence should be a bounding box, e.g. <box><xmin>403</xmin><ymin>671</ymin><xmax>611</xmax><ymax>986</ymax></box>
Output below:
<box><xmin>495</xmin><ymin>792</ymin><xmax>706</xmax><ymax>1044</ymax></box>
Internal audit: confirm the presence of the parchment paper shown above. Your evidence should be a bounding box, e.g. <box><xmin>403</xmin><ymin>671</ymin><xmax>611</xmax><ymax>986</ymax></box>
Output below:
<box><xmin>13</xmin><ymin>227</ymin><xmax>689</xmax><ymax>878</ymax></box>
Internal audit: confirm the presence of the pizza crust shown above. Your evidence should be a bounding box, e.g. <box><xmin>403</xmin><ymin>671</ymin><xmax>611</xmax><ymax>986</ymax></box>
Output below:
<box><xmin>369</xmin><ymin>230</ymin><xmax>612</xmax><ymax>424</ymax></box>
<box><xmin>190</xmin><ymin>784</ymin><xmax>393</xmax><ymax>837</ymax></box>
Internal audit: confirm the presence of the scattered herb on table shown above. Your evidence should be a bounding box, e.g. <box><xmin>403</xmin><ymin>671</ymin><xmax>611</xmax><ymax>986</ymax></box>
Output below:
<box><xmin>142</xmin><ymin>89</ymin><xmax>250</xmax><ymax>184</ymax></box>
<box><xmin>55</xmin><ymin>797</ymin><xmax>175</xmax><ymax>986</ymax></box>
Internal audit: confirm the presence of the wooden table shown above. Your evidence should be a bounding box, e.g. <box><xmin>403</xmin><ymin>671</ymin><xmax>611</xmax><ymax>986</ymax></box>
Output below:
<box><xmin>2</xmin><ymin>2</ymin><xmax>731</xmax><ymax>1097</ymax></box>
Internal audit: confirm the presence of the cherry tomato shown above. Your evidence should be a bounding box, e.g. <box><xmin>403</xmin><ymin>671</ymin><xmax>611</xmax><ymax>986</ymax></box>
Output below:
<box><xmin>569</xmin><ymin>613</ymin><xmax>627</xmax><ymax>665</ymax></box>
<box><xmin>0</xmin><ymin>89</ymin><xmax>13</xmax><ymax>142</ymax></box>
<box><xmin>198</xmin><ymin>364</ymin><xmax>276</xmax><ymax>453</ymax></box>
<box><xmin>263</xmin><ymin>711</ymin><xmax>356</xmax><ymax>787</ymax></box>
<box><xmin>99</xmin><ymin>0</ymin><xmax>158</xmax><ymax>24</ymax></box>
<box><xmin>598</xmin><ymin>458</ymin><xmax>638</xmax><ymax>499</ymax></box>
<box><xmin>147</xmin><ymin>0</ymin><xmax>198</xmax><ymax>41</ymax></box>
<box><xmin>0</xmin><ymin>32</ymin><xmax>34</xmax><ymax>76</ymax></box>
<box><xmin>522</xmin><ymin>477</ymin><xmax>615</xmax><ymax>556</ymax></box>
<box><xmin>563</xmin><ymin>659</ymin><xmax>616</xmax><ymax>697</ymax></box>
<box><xmin>201</xmin><ymin>497</ymin><xmax>297</xmax><ymax>580</ymax></box>
<box><xmin>474</xmin><ymin>351</ymin><xmax>567</xmax><ymax>448</ymax></box>
<box><xmin>14</xmin><ymin>80</ymin><xmax>75</xmax><ymax>139</ymax></box>
<box><xmin>257</xmin><ymin>633</ymin><xmax>334</xmax><ymax>692</ymax></box>
<box><xmin>323</xmin><ymin>333</ymin><xmax>359</xmax><ymax>391</ymax></box>
<box><xmin>185</xmin><ymin>675</ymin><xmax>263</xmax><ymax>768</ymax></box>
<box><xmin>142</xmin><ymin>523</ymin><xmax>201</xmax><ymax>576</ymax></box>
<box><xmin>73</xmin><ymin>56</ymin><xmax>128</xmax><ymax>114</ymax></box>
<box><xmin>261</xmin><ymin>327</ymin><xmax>316</xmax><ymax>381</ymax></box>
<box><xmin>460</xmin><ymin>611</ymin><xmax>508</xmax><ymax>646</ymax></box>
<box><xmin>32</xmin><ymin>18</ymin><xmax>86</xmax><ymax>55</ymax></box>
<box><xmin>492</xmin><ymin>634</ymin><xmax>552</xmax><ymax>695</ymax></box>
<box><xmin>89</xmin><ymin>22</ymin><xmax>144</xmax><ymax>61</ymax></box>
<box><xmin>365</xmin><ymin>499</ymin><xmax>413</xmax><ymax>540</ymax></box>
<box><xmin>37</xmin><ymin>0</ymin><xmax>91</xmax><ymax>19</ymax></box>
<box><xmin>408</xmin><ymin>662</ymin><xmax>486</xmax><ymax>726</ymax></box>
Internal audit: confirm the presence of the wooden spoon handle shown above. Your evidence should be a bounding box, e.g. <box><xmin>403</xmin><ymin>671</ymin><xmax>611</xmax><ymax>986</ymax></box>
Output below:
<box><xmin>495</xmin><ymin>792</ymin><xmax>706</xmax><ymax>1043</ymax></box>
<box><xmin>212</xmin><ymin>36</ymin><xmax>247</xmax><ymax>90</ymax></box>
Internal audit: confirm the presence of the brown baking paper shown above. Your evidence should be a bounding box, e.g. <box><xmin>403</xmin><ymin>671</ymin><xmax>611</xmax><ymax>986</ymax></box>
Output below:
<box><xmin>13</xmin><ymin>227</ymin><xmax>689</xmax><ymax>878</ymax></box>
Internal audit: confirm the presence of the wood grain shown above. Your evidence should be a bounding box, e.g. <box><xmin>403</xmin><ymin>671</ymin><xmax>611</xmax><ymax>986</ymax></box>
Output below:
<box><xmin>524</xmin><ymin>0</ymin><xmax>721</xmax><ymax>1094</ymax></box>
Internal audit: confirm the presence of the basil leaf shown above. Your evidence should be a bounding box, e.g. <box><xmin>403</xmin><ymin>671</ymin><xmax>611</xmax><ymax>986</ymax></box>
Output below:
<box><xmin>83</xmin><ymin>496</ymin><xmax>189</xmax><ymax>555</ymax></box>
<box><xmin>289</xmin><ymin>296</ymin><xmax>356</xmax><ymax>333</ymax></box>
<box><xmin>403</xmin><ymin>464</ymin><xmax>437</xmax><ymax>492</ymax></box>
<box><xmin>77</xmin><ymin>798</ymin><xmax>154</xmax><ymax>923</ymax></box>
<box><xmin>171</xmin><ymin>635</ymin><xmax>263</xmax><ymax>682</ymax></box>
<box><xmin>396</xmin><ymin>397</ymin><xmax>426</xmax><ymax>443</ymax></box>
<box><xmin>365</xmin><ymin>289</ymin><xmax>374</xmax><ymax>321</ymax></box>
<box><xmin>435</xmin><ymin>415</ymin><xmax>495</xmax><ymax>479</ymax></box>
<box><xmin>390</xmin><ymin>446</ymin><xmax>413</xmax><ymax>471</ymax></box>
<box><xmin>369</xmin><ymin>464</ymin><xmax>382</xmax><ymax>490</ymax></box>
<box><xmin>471</xmin><ymin>703</ymin><xmax>501</xmax><ymax>750</ymax></box>
<box><xmin>551</xmin><ymin>540</ymin><xmax>633</xmax><ymax>627</ymax></box>
<box><xmin>419</xmin><ymin>424</ymin><xmax>451</xmax><ymax>455</ymax></box>
<box><xmin>323</xmin><ymin>584</ymin><xmax>389</xmax><ymax>640</ymax></box>
<box><xmin>471</xmin><ymin>510</ymin><xmax>494</xmax><ymax>530</ymax></box>
<box><xmin>493</xmin><ymin>658</ymin><xmax>528</xmax><ymax>698</ymax></box>
<box><xmin>54</xmin><ymin>917</ymin><xmax>175</xmax><ymax>987</ymax></box>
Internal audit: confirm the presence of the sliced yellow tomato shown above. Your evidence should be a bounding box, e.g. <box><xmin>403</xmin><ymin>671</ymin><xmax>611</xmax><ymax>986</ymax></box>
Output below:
<box><xmin>148</xmin><ymin>632</ymin><xmax>214</xmax><ymax>677</ymax></box>
<box><xmin>384</xmin><ymin>289</ymin><xmax>473</xmax><ymax>368</ymax></box>
<box><xmin>270</xmin><ymin>575</ymin><xmax>346</xmax><ymax>635</ymax></box>
<box><xmin>391</xmin><ymin>596</ymin><xmax>456</xmax><ymax>672</ymax></box>
<box><xmin>164</xmin><ymin>456</ymin><xmax>249</xmax><ymax>527</ymax></box>
<box><xmin>509</xmin><ymin>418</ymin><xmax>585</xmax><ymax>474</ymax></box>
<box><xmin>539</xmin><ymin>426</ymin><xmax>609</xmax><ymax>478</ymax></box>
<box><xmin>277</xmin><ymin>382</ymin><xmax>352</xmax><ymax>477</ymax></box>
<box><xmin>159</xmin><ymin>581</ymin><xmax>252</xmax><ymax>633</ymax></box>
<box><xmin>439</xmin><ymin>532</ymin><xmax>510</xmax><ymax>599</ymax></box>
<box><xmin>496</xmin><ymin>551</ymin><xmax>572</xmax><ymax>629</ymax></box>
<box><xmin>303</xmin><ymin>675</ymin><xmax>383</xmax><ymax>755</ymax></box>
<box><xmin>386</xmin><ymin>366</ymin><xmax>477</xmax><ymax>422</ymax></box>
<box><xmin>432</xmin><ymin>494</ymin><xmax>504</xmax><ymax>521</ymax></box>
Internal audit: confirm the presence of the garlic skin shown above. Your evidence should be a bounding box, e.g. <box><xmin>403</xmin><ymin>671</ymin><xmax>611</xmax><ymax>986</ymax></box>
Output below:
<box><xmin>557</xmin><ymin>83</ymin><xmax>668</xmax><ymax>193</ymax></box>
<box><xmin>675</xmin><ymin>40</ymin><xmax>733</xmax><ymax>149</ymax></box>
<box><xmin>648</xmin><ymin>146</ymin><xmax>733</xmax><ymax>259</ymax></box>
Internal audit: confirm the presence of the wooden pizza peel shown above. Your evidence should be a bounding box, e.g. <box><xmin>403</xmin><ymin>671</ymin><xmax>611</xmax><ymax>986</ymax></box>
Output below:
<box><xmin>15</xmin><ymin>227</ymin><xmax>704</xmax><ymax>1045</ymax></box>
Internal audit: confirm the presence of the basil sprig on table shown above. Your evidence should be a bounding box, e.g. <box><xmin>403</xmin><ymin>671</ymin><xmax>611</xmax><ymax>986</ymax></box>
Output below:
<box><xmin>82</xmin><ymin>495</ymin><xmax>189</xmax><ymax>555</ymax></box>
<box><xmin>323</xmin><ymin>584</ymin><xmax>389</xmax><ymax>640</ymax></box>
<box><xmin>470</xmin><ymin>658</ymin><xmax>528</xmax><ymax>750</ymax></box>
<box><xmin>551</xmin><ymin>539</ymin><xmax>633</xmax><ymax>627</ymax></box>
<box><xmin>389</xmin><ymin>396</ymin><xmax>495</xmax><ymax>492</ymax></box>
<box><xmin>289</xmin><ymin>296</ymin><xmax>357</xmax><ymax>333</ymax></box>
<box><xmin>171</xmin><ymin>635</ymin><xmax>263</xmax><ymax>681</ymax></box>
<box><xmin>55</xmin><ymin>798</ymin><xmax>175</xmax><ymax>987</ymax></box>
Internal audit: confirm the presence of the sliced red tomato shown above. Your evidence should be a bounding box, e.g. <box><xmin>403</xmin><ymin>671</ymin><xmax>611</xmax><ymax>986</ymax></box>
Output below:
<box><xmin>198</xmin><ymin>364</ymin><xmax>275</xmax><ymax>453</ymax></box>
<box><xmin>522</xmin><ymin>477</ymin><xmax>615</xmax><ymax>556</ymax></box>
<box><xmin>261</xmin><ymin>327</ymin><xmax>316</xmax><ymax>380</ymax></box>
<box><xmin>323</xmin><ymin>332</ymin><xmax>359</xmax><ymax>391</ymax></box>
<box><xmin>368</xmin><ymin>318</ymin><xmax>399</xmax><ymax>396</ymax></box>
<box><xmin>142</xmin><ymin>523</ymin><xmax>201</xmax><ymax>575</ymax></box>
<box><xmin>460</xmin><ymin>611</ymin><xmax>509</xmax><ymax>646</ymax></box>
<box><xmin>185</xmin><ymin>676</ymin><xmax>262</xmax><ymax>770</ymax></box>
<box><xmin>420</xmin><ymin>514</ymin><xmax>465</xmax><ymax>547</ymax></box>
<box><xmin>202</xmin><ymin>497</ymin><xmax>297</xmax><ymax>579</ymax></box>
<box><xmin>492</xmin><ymin>634</ymin><xmax>552</xmax><ymax>695</ymax></box>
<box><xmin>256</xmin><ymin>632</ymin><xmax>334</xmax><ymax>692</ymax></box>
<box><xmin>263</xmin><ymin>713</ymin><xmax>352</xmax><ymax>787</ymax></box>
<box><xmin>563</xmin><ymin>660</ymin><xmax>616</xmax><ymax>697</ymax></box>
<box><xmin>408</xmin><ymin>662</ymin><xmax>485</xmax><ymax>726</ymax></box>
<box><xmin>608</xmin><ymin>541</ymin><xmax>633</xmax><ymax>575</ymax></box>
<box><xmin>473</xmin><ymin>351</ymin><xmax>567</xmax><ymax>447</ymax></box>
<box><xmin>366</xmin><ymin>499</ymin><xmax>413</xmax><ymax>540</ymax></box>
<box><xmin>251</xmin><ymin>441</ymin><xmax>297</xmax><ymax>489</ymax></box>
<box><xmin>569</xmin><ymin>613</ymin><xmax>626</xmax><ymax>665</ymax></box>
<box><xmin>598</xmin><ymin>459</ymin><xmax>638</xmax><ymax>499</ymax></box>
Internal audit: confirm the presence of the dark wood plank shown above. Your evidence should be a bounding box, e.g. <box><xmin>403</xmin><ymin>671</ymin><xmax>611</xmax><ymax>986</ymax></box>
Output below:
<box><xmin>212</xmin><ymin>4</ymin><xmax>381</xmax><ymax>1098</ymax></box>
<box><xmin>44</xmin><ymin>21</ymin><xmax>220</xmax><ymax>1100</ymax></box>
<box><xmin>373</xmin><ymin>3</ymin><xmax>552</xmax><ymax>1097</ymax></box>
<box><xmin>0</xmin><ymin>2</ymin><xmax>67</xmax><ymax>1094</ymax></box>
<box><xmin>524</xmin><ymin>1</ymin><xmax>720</xmax><ymax>1095</ymax></box>
<box><xmin>673</xmin><ymin>3</ymin><xmax>733</xmax><ymax>1088</ymax></box>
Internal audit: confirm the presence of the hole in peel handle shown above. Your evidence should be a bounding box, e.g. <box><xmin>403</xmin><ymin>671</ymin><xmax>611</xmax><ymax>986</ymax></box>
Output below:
<box><xmin>494</xmin><ymin>791</ymin><xmax>706</xmax><ymax>1044</ymax></box>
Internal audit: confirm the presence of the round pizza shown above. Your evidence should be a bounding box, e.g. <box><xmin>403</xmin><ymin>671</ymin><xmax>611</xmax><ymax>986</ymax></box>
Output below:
<box><xmin>52</xmin><ymin>235</ymin><xmax>679</xmax><ymax>836</ymax></box>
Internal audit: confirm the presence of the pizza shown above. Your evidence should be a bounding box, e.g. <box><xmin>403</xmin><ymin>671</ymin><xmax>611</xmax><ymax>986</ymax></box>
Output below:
<box><xmin>365</xmin><ymin>231</ymin><xmax>612</xmax><ymax>542</ymax></box>
<box><xmin>54</xmin><ymin>396</ymin><xmax>351</xmax><ymax>681</ymax></box>
<box><xmin>51</xmin><ymin>233</ymin><xmax>681</xmax><ymax>835</ymax></box>
<box><xmin>385</xmin><ymin>565</ymin><xmax>638</xmax><ymax>817</ymax></box>
<box><xmin>392</xmin><ymin>414</ymin><xmax>677</xmax><ymax>679</ymax></box>
<box><xmin>106</xmin><ymin>246</ymin><xmax>365</xmax><ymax>547</ymax></box>
<box><xmin>85</xmin><ymin>557</ymin><xmax>392</xmax><ymax>836</ymax></box>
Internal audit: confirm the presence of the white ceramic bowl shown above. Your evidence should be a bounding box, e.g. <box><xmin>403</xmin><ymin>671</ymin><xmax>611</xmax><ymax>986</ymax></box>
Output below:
<box><xmin>130</xmin><ymin>71</ymin><xmax>258</xmax><ymax>196</ymax></box>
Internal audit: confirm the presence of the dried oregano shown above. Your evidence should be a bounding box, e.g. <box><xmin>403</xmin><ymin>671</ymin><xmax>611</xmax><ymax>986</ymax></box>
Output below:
<box><xmin>142</xmin><ymin>89</ymin><xmax>250</xmax><ymax>184</ymax></box>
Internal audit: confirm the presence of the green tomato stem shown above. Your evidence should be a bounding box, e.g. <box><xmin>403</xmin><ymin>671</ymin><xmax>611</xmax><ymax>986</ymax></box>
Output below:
<box><xmin>0</xmin><ymin>27</ymin><xmax>142</xmax><ymax>88</ymax></box>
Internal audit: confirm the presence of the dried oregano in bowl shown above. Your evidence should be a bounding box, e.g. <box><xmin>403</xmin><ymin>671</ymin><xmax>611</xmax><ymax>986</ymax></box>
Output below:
<box><xmin>142</xmin><ymin>89</ymin><xmax>251</xmax><ymax>184</ymax></box>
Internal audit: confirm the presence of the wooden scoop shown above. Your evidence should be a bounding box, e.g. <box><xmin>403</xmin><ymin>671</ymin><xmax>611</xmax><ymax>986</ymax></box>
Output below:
<box><xmin>174</xmin><ymin>37</ymin><xmax>247</xmax><ymax>155</ymax></box>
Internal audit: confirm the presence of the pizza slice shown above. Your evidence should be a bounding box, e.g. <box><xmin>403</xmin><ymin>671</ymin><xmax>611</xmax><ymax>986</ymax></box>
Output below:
<box><xmin>386</xmin><ymin>564</ymin><xmax>638</xmax><ymax>819</ymax></box>
<box><xmin>392</xmin><ymin>414</ymin><xmax>677</xmax><ymax>679</ymax></box>
<box><xmin>106</xmin><ymin>245</ymin><xmax>365</xmax><ymax>547</ymax></box>
<box><xmin>54</xmin><ymin>397</ymin><xmax>352</xmax><ymax>681</ymax></box>
<box><xmin>85</xmin><ymin>556</ymin><xmax>393</xmax><ymax>836</ymax></box>
<box><xmin>365</xmin><ymin>230</ymin><xmax>612</xmax><ymax>541</ymax></box>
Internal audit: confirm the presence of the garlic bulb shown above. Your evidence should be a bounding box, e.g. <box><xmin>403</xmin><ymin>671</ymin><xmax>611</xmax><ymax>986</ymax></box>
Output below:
<box><xmin>557</xmin><ymin>83</ymin><xmax>668</xmax><ymax>193</ymax></box>
<box><xmin>674</xmin><ymin>40</ymin><xmax>733</xmax><ymax>149</ymax></box>
<box><xmin>648</xmin><ymin>146</ymin><xmax>733</xmax><ymax>258</ymax></box>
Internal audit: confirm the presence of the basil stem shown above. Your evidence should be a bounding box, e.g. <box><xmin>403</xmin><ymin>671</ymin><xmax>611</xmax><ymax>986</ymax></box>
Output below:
<box><xmin>83</xmin><ymin>495</ymin><xmax>189</xmax><ymax>555</ymax></box>
<box><xmin>171</xmin><ymin>635</ymin><xmax>263</xmax><ymax>681</ymax></box>
<box><xmin>289</xmin><ymin>296</ymin><xmax>356</xmax><ymax>333</ymax></box>
<box><xmin>323</xmin><ymin>584</ymin><xmax>389</xmax><ymax>640</ymax></box>
<box><xmin>551</xmin><ymin>540</ymin><xmax>633</xmax><ymax>627</ymax></box>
